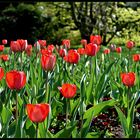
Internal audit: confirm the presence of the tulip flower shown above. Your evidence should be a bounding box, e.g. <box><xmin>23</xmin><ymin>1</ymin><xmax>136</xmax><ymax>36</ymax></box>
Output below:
<box><xmin>47</xmin><ymin>44</ymin><xmax>55</xmax><ymax>53</ymax></box>
<box><xmin>0</xmin><ymin>67</ymin><xmax>4</xmax><ymax>80</ymax></box>
<box><xmin>58</xmin><ymin>83</ymin><xmax>77</xmax><ymax>126</ymax></box>
<box><xmin>85</xmin><ymin>43</ymin><xmax>98</xmax><ymax>56</ymax></box>
<box><xmin>133</xmin><ymin>54</ymin><xmax>140</xmax><ymax>62</ymax></box>
<box><xmin>59</xmin><ymin>48</ymin><xmax>66</xmax><ymax>58</ymax></box>
<box><xmin>0</xmin><ymin>45</ymin><xmax>4</xmax><ymax>52</ymax></box>
<box><xmin>121</xmin><ymin>72</ymin><xmax>135</xmax><ymax>87</ymax></box>
<box><xmin>17</xmin><ymin>39</ymin><xmax>28</xmax><ymax>52</ymax></box>
<box><xmin>126</xmin><ymin>40</ymin><xmax>135</xmax><ymax>49</ymax></box>
<box><xmin>80</xmin><ymin>39</ymin><xmax>87</xmax><ymax>47</ymax></box>
<box><xmin>0</xmin><ymin>54</ymin><xmax>9</xmax><ymax>61</ymax></box>
<box><xmin>104</xmin><ymin>49</ymin><xmax>110</xmax><ymax>54</ymax></box>
<box><xmin>38</xmin><ymin>40</ymin><xmax>47</xmax><ymax>49</ymax></box>
<box><xmin>58</xmin><ymin>83</ymin><xmax>77</xmax><ymax>98</ymax></box>
<box><xmin>6</xmin><ymin>70</ymin><xmax>26</xmax><ymax>90</ymax></box>
<box><xmin>77</xmin><ymin>48</ymin><xmax>85</xmax><ymax>55</ymax></box>
<box><xmin>116</xmin><ymin>47</ymin><xmax>122</xmax><ymax>53</ymax></box>
<box><xmin>64</xmin><ymin>49</ymin><xmax>80</xmax><ymax>64</ymax></box>
<box><xmin>62</xmin><ymin>39</ymin><xmax>70</xmax><ymax>48</ymax></box>
<box><xmin>90</xmin><ymin>35</ymin><xmax>102</xmax><ymax>45</ymax></box>
<box><xmin>26</xmin><ymin>103</ymin><xmax>50</xmax><ymax>123</ymax></box>
<box><xmin>25</xmin><ymin>45</ymin><xmax>32</xmax><ymax>56</ymax></box>
<box><xmin>2</xmin><ymin>39</ymin><xmax>7</xmax><ymax>45</ymax></box>
<box><xmin>41</xmin><ymin>54</ymin><xmax>56</xmax><ymax>71</ymax></box>
<box><xmin>41</xmin><ymin>48</ymin><xmax>52</xmax><ymax>56</ymax></box>
<box><xmin>10</xmin><ymin>41</ymin><xmax>20</xmax><ymax>53</ymax></box>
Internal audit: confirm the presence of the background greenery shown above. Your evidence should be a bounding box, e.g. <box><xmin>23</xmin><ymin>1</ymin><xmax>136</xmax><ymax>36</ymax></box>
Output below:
<box><xmin>0</xmin><ymin>2</ymin><xmax>140</xmax><ymax>47</ymax></box>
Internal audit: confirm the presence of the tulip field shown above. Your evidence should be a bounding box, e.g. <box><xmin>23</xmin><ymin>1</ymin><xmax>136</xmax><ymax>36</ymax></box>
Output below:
<box><xmin>0</xmin><ymin>36</ymin><xmax>140</xmax><ymax>138</ymax></box>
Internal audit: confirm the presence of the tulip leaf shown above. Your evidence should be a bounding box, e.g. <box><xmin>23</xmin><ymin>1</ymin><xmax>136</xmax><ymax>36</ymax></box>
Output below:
<box><xmin>94</xmin><ymin>60</ymin><xmax>117</xmax><ymax>102</ymax></box>
<box><xmin>1</xmin><ymin>106</ymin><xmax>13</xmax><ymax>129</ymax></box>
<box><xmin>86</xmin><ymin>132</ymin><xmax>100</xmax><ymax>138</ymax></box>
<box><xmin>80</xmin><ymin>110</ymin><xmax>94</xmax><ymax>138</ymax></box>
<box><xmin>7</xmin><ymin>120</ymin><xmax>16</xmax><ymax>138</ymax></box>
<box><xmin>84</xmin><ymin>99</ymin><xmax>117</xmax><ymax>119</ymax></box>
<box><xmin>114</xmin><ymin>105</ymin><xmax>128</xmax><ymax>136</ymax></box>
<box><xmin>38</xmin><ymin>123</ymin><xmax>46</xmax><ymax>138</ymax></box>
<box><xmin>15</xmin><ymin>105</ymin><xmax>27</xmax><ymax>138</ymax></box>
<box><xmin>54</xmin><ymin>121</ymin><xmax>77</xmax><ymax>138</ymax></box>
<box><xmin>127</xmin><ymin>91</ymin><xmax>140</xmax><ymax>134</ymax></box>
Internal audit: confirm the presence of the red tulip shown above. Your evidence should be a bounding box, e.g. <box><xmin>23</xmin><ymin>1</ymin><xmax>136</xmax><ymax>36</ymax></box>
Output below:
<box><xmin>80</xmin><ymin>39</ymin><xmax>87</xmax><ymax>47</ymax></box>
<box><xmin>0</xmin><ymin>45</ymin><xmax>4</xmax><ymax>52</ymax></box>
<box><xmin>85</xmin><ymin>43</ymin><xmax>98</xmax><ymax>56</ymax></box>
<box><xmin>25</xmin><ymin>45</ymin><xmax>32</xmax><ymax>56</ymax></box>
<box><xmin>41</xmin><ymin>54</ymin><xmax>56</xmax><ymax>71</ymax></box>
<box><xmin>0</xmin><ymin>54</ymin><xmax>9</xmax><ymax>61</ymax></box>
<box><xmin>121</xmin><ymin>72</ymin><xmax>135</xmax><ymax>87</ymax></box>
<box><xmin>58</xmin><ymin>83</ymin><xmax>77</xmax><ymax>98</ymax></box>
<box><xmin>6</xmin><ymin>70</ymin><xmax>26</xmax><ymax>90</ymax></box>
<box><xmin>41</xmin><ymin>48</ymin><xmax>52</xmax><ymax>55</ymax></box>
<box><xmin>2</xmin><ymin>39</ymin><xmax>7</xmax><ymax>45</ymax></box>
<box><xmin>47</xmin><ymin>44</ymin><xmax>55</xmax><ymax>53</ymax></box>
<box><xmin>77</xmin><ymin>48</ymin><xmax>85</xmax><ymax>55</ymax></box>
<box><xmin>26</xmin><ymin>103</ymin><xmax>50</xmax><ymax>123</ymax></box>
<box><xmin>38</xmin><ymin>40</ymin><xmax>47</xmax><ymax>49</ymax></box>
<box><xmin>17</xmin><ymin>39</ymin><xmax>28</xmax><ymax>52</ymax></box>
<box><xmin>64</xmin><ymin>49</ymin><xmax>80</xmax><ymax>64</ymax></box>
<box><xmin>62</xmin><ymin>39</ymin><xmax>70</xmax><ymax>48</ymax></box>
<box><xmin>59</xmin><ymin>48</ymin><xmax>66</xmax><ymax>58</ymax></box>
<box><xmin>133</xmin><ymin>54</ymin><xmax>140</xmax><ymax>62</ymax></box>
<box><xmin>116</xmin><ymin>47</ymin><xmax>122</xmax><ymax>53</ymax></box>
<box><xmin>90</xmin><ymin>35</ymin><xmax>102</xmax><ymax>45</ymax></box>
<box><xmin>126</xmin><ymin>41</ymin><xmax>135</xmax><ymax>49</ymax></box>
<box><xmin>10</xmin><ymin>41</ymin><xmax>20</xmax><ymax>53</ymax></box>
<box><xmin>0</xmin><ymin>67</ymin><xmax>4</xmax><ymax>80</ymax></box>
<box><xmin>104</xmin><ymin>49</ymin><xmax>110</xmax><ymax>54</ymax></box>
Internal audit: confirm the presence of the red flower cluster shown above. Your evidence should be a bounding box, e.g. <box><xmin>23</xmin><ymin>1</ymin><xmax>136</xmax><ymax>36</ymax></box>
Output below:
<box><xmin>121</xmin><ymin>72</ymin><xmax>135</xmax><ymax>87</ymax></box>
<box><xmin>6</xmin><ymin>70</ymin><xmax>26</xmax><ymax>90</ymax></box>
<box><xmin>0</xmin><ymin>67</ymin><xmax>4</xmax><ymax>80</ymax></box>
<box><xmin>62</xmin><ymin>39</ymin><xmax>70</xmax><ymax>48</ymax></box>
<box><xmin>133</xmin><ymin>54</ymin><xmax>140</xmax><ymax>62</ymax></box>
<box><xmin>104</xmin><ymin>49</ymin><xmax>110</xmax><ymax>54</ymax></box>
<box><xmin>58</xmin><ymin>83</ymin><xmax>77</xmax><ymax>98</ymax></box>
<box><xmin>10</xmin><ymin>39</ymin><xmax>27</xmax><ymax>53</ymax></box>
<box><xmin>80</xmin><ymin>39</ymin><xmax>87</xmax><ymax>47</ymax></box>
<box><xmin>2</xmin><ymin>39</ymin><xmax>7</xmax><ymax>45</ymax></box>
<box><xmin>90</xmin><ymin>35</ymin><xmax>102</xmax><ymax>45</ymax></box>
<box><xmin>26</xmin><ymin>103</ymin><xmax>50</xmax><ymax>123</ymax></box>
<box><xmin>25</xmin><ymin>45</ymin><xmax>32</xmax><ymax>56</ymax></box>
<box><xmin>85</xmin><ymin>43</ymin><xmax>98</xmax><ymax>56</ymax></box>
<box><xmin>0</xmin><ymin>54</ymin><xmax>9</xmax><ymax>61</ymax></box>
<box><xmin>64</xmin><ymin>50</ymin><xmax>80</xmax><ymax>64</ymax></box>
<box><xmin>116</xmin><ymin>47</ymin><xmax>122</xmax><ymax>53</ymax></box>
<box><xmin>0</xmin><ymin>45</ymin><xmax>4</xmax><ymax>52</ymax></box>
<box><xmin>126</xmin><ymin>40</ymin><xmax>135</xmax><ymax>49</ymax></box>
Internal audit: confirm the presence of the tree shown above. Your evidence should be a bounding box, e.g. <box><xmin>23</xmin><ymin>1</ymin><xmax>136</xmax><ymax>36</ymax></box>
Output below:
<box><xmin>0</xmin><ymin>2</ymin><xmax>47</xmax><ymax>44</ymax></box>
<box><xmin>69</xmin><ymin>2</ymin><xmax>140</xmax><ymax>45</ymax></box>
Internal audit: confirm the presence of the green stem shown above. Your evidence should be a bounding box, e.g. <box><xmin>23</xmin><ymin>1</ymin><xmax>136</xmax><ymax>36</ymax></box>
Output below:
<box><xmin>45</xmin><ymin>71</ymin><xmax>48</xmax><ymax>102</ymax></box>
<box><xmin>16</xmin><ymin>93</ymin><xmax>18</xmax><ymax>124</ymax></box>
<box><xmin>127</xmin><ymin>87</ymin><xmax>130</xmax><ymax>116</ymax></box>
<box><xmin>36</xmin><ymin>123</ymin><xmax>38</xmax><ymax>138</ymax></box>
<box><xmin>90</xmin><ymin>57</ymin><xmax>92</xmax><ymax>74</ymax></box>
<box><xmin>66</xmin><ymin>98</ymin><xmax>69</xmax><ymax>126</ymax></box>
<box><xmin>14</xmin><ymin>53</ymin><xmax>16</xmax><ymax>69</ymax></box>
<box><xmin>80</xmin><ymin>101</ymin><xmax>83</xmax><ymax>138</ymax></box>
<box><xmin>128</xmin><ymin>50</ymin><xmax>131</xmax><ymax>72</ymax></box>
<box><xmin>20</xmin><ymin>52</ymin><xmax>23</xmax><ymax>70</ymax></box>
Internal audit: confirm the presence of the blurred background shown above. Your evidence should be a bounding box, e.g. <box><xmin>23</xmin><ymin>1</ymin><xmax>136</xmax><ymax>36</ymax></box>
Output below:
<box><xmin>0</xmin><ymin>2</ymin><xmax>140</xmax><ymax>47</ymax></box>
